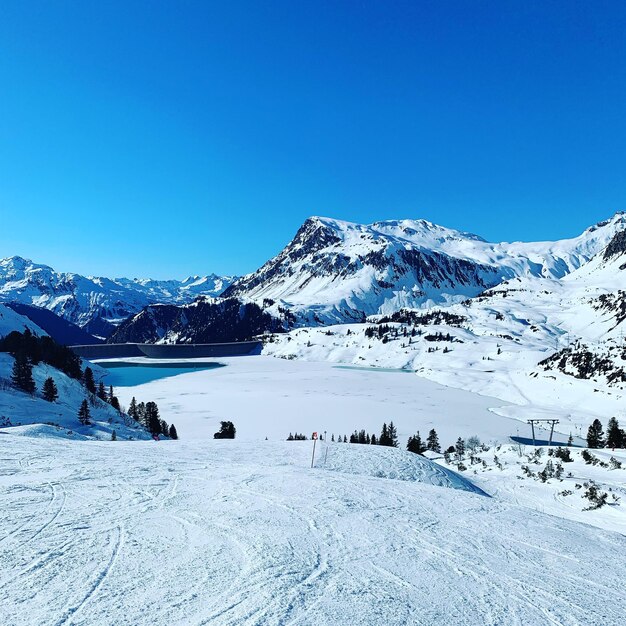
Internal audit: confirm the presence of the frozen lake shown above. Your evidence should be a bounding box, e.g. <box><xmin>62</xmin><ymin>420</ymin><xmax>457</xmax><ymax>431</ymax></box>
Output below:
<box><xmin>98</xmin><ymin>360</ymin><xmax>225</xmax><ymax>387</ymax></box>
<box><xmin>107</xmin><ymin>355</ymin><xmax>563</xmax><ymax>447</ymax></box>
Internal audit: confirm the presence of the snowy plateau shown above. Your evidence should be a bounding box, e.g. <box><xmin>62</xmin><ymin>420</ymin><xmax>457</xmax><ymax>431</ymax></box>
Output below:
<box><xmin>1</xmin><ymin>213</ymin><xmax>626</xmax><ymax>625</ymax></box>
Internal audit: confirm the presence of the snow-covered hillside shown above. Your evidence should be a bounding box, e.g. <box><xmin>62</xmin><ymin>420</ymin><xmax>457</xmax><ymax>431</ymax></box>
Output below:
<box><xmin>0</xmin><ymin>256</ymin><xmax>237</xmax><ymax>336</ymax></box>
<box><xmin>224</xmin><ymin>212</ymin><xmax>626</xmax><ymax>323</ymax></box>
<box><xmin>0</xmin><ymin>303</ymin><xmax>45</xmax><ymax>338</ymax></box>
<box><xmin>0</xmin><ymin>352</ymin><xmax>149</xmax><ymax>441</ymax></box>
<box><xmin>1</xmin><ymin>436</ymin><xmax>625</xmax><ymax>626</ymax></box>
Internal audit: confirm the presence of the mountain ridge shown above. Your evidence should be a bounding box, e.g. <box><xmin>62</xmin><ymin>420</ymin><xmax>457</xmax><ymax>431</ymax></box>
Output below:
<box><xmin>0</xmin><ymin>255</ymin><xmax>237</xmax><ymax>336</ymax></box>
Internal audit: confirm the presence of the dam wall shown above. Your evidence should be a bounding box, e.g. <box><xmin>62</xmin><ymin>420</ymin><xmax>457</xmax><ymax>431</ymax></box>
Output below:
<box><xmin>70</xmin><ymin>341</ymin><xmax>262</xmax><ymax>360</ymax></box>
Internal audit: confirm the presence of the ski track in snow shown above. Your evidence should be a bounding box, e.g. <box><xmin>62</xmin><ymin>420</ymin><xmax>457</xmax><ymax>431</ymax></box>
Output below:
<box><xmin>1</xmin><ymin>437</ymin><xmax>626</xmax><ymax>625</ymax></box>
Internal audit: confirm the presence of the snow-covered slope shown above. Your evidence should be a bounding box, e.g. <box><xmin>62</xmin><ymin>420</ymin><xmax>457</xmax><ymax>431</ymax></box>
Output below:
<box><xmin>0</xmin><ymin>353</ymin><xmax>149</xmax><ymax>440</ymax></box>
<box><xmin>4</xmin><ymin>302</ymin><xmax>101</xmax><ymax>345</ymax></box>
<box><xmin>1</xmin><ymin>436</ymin><xmax>625</xmax><ymax>625</ymax></box>
<box><xmin>0</xmin><ymin>256</ymin><xmax>237</xmax><ymax>335</ymax></box>
<box><xmin>0</xmin><ymin>303</ymin><xmax>45</xmax><ymax>338</ymax></box>
<box><xmin>224</xmin><ymin>212</ymin><xmax>626</xmax><ymax>323</ymax></box>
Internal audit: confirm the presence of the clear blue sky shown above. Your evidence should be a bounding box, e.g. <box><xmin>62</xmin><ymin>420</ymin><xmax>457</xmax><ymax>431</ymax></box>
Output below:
<box><xmin>1</xmin><ymin>1</ymin><xmax>625</xmax><ymax>278</ymax></box>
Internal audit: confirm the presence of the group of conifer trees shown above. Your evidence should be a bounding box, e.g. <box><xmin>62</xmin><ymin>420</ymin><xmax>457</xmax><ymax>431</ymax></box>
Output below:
<box><xmin>1</xmin><ymin>329</ymin><xmax>82</xmax><ymax>379</ymax></box>
<box><xmin>407</xmin><ymin>429</ymin><xmax>441</xmax><ymax>454</ymax></box>
<box><xmin>333</xmin><ymin>421</ymin><xmax>399</xmax><ymax>446</ymax></box>
<box><xmin>76</xmin><ymin>367</ymin><xmax>124</xmax><ymax>427</ymax></box>
<box><xmin>332</xmin><ymin>424</ymin><xmax>441</xmax><ymax>456</ymax></box>
<box><xmin>587</xmin><ymin>417</ymin><xmax>625</xmax><ymax>449</ymax></box>
<box><xmin>127</xmin><ymin>396</ymin><xmax>178</xmax><ymax>439</ymax></box>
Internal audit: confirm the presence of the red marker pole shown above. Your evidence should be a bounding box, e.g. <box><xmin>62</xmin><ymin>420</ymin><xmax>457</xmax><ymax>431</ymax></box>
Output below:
<box><xmin>311</xmin><ymin>431</ymin><xmax>318</xmax><ymax>468</ymax></box>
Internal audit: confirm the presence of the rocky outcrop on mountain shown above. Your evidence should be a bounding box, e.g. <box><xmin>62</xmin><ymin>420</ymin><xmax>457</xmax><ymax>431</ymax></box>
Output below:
<box><xmin>108</xmin><ymin>297</ymin><xmax>292</xmax><ymax>344</ymax></box>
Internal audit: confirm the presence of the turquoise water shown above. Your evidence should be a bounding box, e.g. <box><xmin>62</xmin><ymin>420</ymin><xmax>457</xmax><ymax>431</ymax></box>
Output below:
<box><xmin>100</xmin><ymin>361</ymin><xmax>225</xmax><ymax>387</ymax></box>
<box><xmin>333</xmin><ymin>365</ymin><xmax>414</xmax><ymax>374</ymax></box>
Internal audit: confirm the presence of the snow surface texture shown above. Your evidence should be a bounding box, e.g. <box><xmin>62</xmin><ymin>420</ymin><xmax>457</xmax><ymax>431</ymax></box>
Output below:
<box><xmin>2</xmin><ymin>436</ymin><xmax>626</xmax><ymax>626</ymax></box>
<box><xmin>0</xmin><ymin>256</ymin><xmax>237</xmax><ymax>332</ymax></box>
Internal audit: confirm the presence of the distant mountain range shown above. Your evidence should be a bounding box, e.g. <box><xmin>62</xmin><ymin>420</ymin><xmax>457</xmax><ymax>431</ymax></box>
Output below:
<box><xmin>1</xmin><ymin>213</ymin><xmax>625</xmax><ymax>348</ymax></box>
<box><xmin>0</xmin><ymin>256</ymin><xmax>237</xmax><ymax>338</ymax></box>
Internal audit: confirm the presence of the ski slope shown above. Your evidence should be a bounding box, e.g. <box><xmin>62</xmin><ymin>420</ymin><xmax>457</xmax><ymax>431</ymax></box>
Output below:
<box><xmin>1</xmin><ymin>436</ymin><xmax>625</xmax><ymax>626</ymax></box>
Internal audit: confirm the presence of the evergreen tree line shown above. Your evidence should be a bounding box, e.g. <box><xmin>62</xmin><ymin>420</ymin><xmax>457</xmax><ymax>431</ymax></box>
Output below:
<box><xmin>330</xmin><ymin>421</ymin><xmax>400</xmax><ymax>448</ymax></box>
<box><xmin>1</xmin><ymin>330</ymin><xmax>82</xmax><ymax>379</ymax></box>
<box><xmin>328</xmin><ymin>424</ymin><xmax>442</xmax><ymax>455</ymax></box>
<box><xmin>127</xmin><ymin>396</ymin><xmax>178</xmax><ymax>439</ymax></box>
<box><xmin>587</xmin><ymin>417</ymin><xmax>625</xmax><ymax>449</ymax></box>
<box><xmin>287</xmin><ymin>432</ymin><xmax>308</xmax><ymax>440</ymax></box>
<box><xmin>406</xmin><ymin>429</ymin><xmax>441</xmax><ymax>455</ymax></box>
<box><xmin>1</xmin><ymin>331</ymin><xmax>179</xmax><ymax>439</ymax></box>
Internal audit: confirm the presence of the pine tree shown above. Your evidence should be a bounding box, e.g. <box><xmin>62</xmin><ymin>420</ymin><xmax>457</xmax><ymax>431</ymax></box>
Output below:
<box><xmin>169</xmin><ymin>424</ymin><xmax>178</xmax><ymax>440</ymax></box>
<box><xmin>388</xmin><ymin>421</ymin><xmax>399</xmax><ymax>448</ymax></box>
<box><xmin>370</xmin><ymin>433</ymin><xmax>377</xmax><ymax>445</ymax></box>
<box><xmin>111</xmin><ymin>430</ymin><xmax>117</xmax><ymax>441</ymax></box>
<box><xmin>214</xmin><ymin>421</ymin><xmax>236</xmax><ymax>439</ymax></box>
<box><xmin>108</xmin><ymin>385</ymin><xmax>116</xmax><ymax>404</ymax></box>
<box><xmin>407</xmin><ymin>432</ymin><xmax>425</xmax><ymax>455</ymax></box>
<box><xmin>128</xmin><ymin>397</ymin><xmax>139</xmax><ymax>420</ymax></box>
<box><xmin>42</xmin><ymin>377</ymin><xmax>58</xmax><ymax>402</ymax></box>
<box><xmin>160</xmin><ymin>419</ymin><xmax>169</xmax><ymax>436</ymax></box>
<box><xmin>78</xmin><ymin>398</ymin><xmax>91</xmax><ymax>425</ymax></box>
<box><xmin>586</xmin><ymin>419</ymin><xmax>604</xmax><ymax>449</ymax></box>
<box><xmin>379</xmin><ymin>422</ymin><xmax>390</xmax><ymax>446</ymax></box>
<box><xmin>567</xmin><ymin>433</ymin><xmax>573</xmax><ymax>447</ymax></box>
<box><xmin>110</xmin><ymin>395</ymin><xmax>121</xmax><ymax>412</ymax></box>
<box><xmin>11</xmin><ymin>354</ymin><xmax>35</xmax><ymax>394</ymax></box>
<box><xmin>83</xmin><ymin>367</ymin><xmax>96</xmax><ymax>394</ymax></box>
<box><xmin>137</xmin><ymin>402</ymin><xmax>146</xmax><ymax>424</ymax></box>
<box><xmin>97</xmin><ymin>382</ymin><xmax>107</xmax><ymax>401</ymax></box>
<box><xmin>144</xmin><ymin>401</ymin><xmax>161</xmax><ymax>435</ymax></box>
<box><xmin>455</xmin><ymin>437</ymin><xmax>465</xmax><ymax>461</ymax></box>
<box><xmin>427</xmin><ymin>428</ymin><xmax>441</xmax><ymax>452</ymax></box>
<box><xmin>606</xmin><ymin>417</ymin><xmax>623</xmax><ymax>449</ymax></box>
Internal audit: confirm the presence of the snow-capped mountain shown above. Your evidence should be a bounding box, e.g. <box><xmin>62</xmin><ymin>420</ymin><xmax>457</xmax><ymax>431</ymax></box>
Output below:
<box><xmin>0</xmin><ymin>256</ymin><xmax>237</xmax><ymax>336</ymax></box>
<box><xmin>262</xmin><ymin>224</ymin><xmax>626</xmax><ymax>438</ymax></box>
<box><xmin>224</xmin><ymin>213</ymin><xmax>626</xmax><ymax>323</ymax></box>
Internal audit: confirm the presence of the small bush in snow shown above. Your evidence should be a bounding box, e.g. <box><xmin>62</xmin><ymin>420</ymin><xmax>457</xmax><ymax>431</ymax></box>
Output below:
<box><xmin>581</xmin><ymin>449</ymin><xmax>599</xmax><ymax>465</ymax></box>
<box><xmin>554</xmin><ymin>447</ymin><xmax>573</xmax><ymax>462</ymax></box>
<box><xmin>582</xmin><ymin>481</ymin><xmax>608</xmax><ymax>510</ymax></box>
<box><xmin>609</xmin><ymin>456</ymin><xmax>623</xmax><ymax>470</ymax></box>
